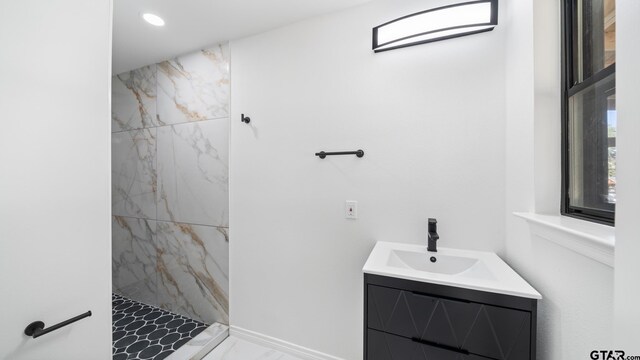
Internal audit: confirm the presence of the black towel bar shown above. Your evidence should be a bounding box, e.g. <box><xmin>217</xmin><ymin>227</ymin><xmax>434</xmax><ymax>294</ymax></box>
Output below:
<box><xmin>24</xmin><ymin>310</ymin><xmax>92</xmax><ymax>339</ymax></box>
<box><xmin>315</xmin><ymin>149</ymin><xmax>364</xmax><ymax>159</ymax></box>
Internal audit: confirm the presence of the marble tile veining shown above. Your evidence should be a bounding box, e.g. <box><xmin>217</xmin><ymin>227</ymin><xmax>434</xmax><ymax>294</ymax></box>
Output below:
<box><xmin>112</xmin><ymin>216</ymin><xmax>158</xmax><ymax>307</ymax></box>
<box><xmin>112</xmin><ymin>43</ymin><xmax>229</xmax><ymax>332</ymax></box>
<box><xmin>112</xmin><ymin>65</ymin><xmax>157</xmax><ymax>132</ymax></box>
<box><xmin>156</xmin><ymin>221</ymin><xmax>229</xmax><ymax>325</ymax></box>
<box><xmin>157</xmin><ymin>44</ymin><xmax>230</xmax><ymax>125</ymax></box>
<box><xmin>157</xmin><ymin>119</ymin><xmax>229</xmax><ymax>227</ymax></box>
<box><xmin>202</xmin><ymin>337</ymin><xmax>304</xmax><ymax>360</ymax></box>
<box><xmin>112</xmin><ymin>128</ymin><xmax>157</xmax><ymax>219</ymax></box>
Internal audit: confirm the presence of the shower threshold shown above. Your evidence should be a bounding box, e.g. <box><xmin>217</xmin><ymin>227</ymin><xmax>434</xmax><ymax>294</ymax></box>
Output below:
<box><xmin>112</xmin><ymin>293</ymin><xmax>228</xmax><ymax>360</ymax></box>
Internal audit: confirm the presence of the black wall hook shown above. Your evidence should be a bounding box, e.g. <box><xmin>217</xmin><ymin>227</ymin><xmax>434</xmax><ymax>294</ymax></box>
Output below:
<box><xmin>241</xmin><ymin>114</ymin><xmax>251</xmax><ymax>124</ymax></box>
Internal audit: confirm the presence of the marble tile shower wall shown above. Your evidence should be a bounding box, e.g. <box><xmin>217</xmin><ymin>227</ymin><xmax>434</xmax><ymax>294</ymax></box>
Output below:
<box><xmin>111</xmin><ymin>44</ymin><xmax>229</xmax><ymax>325</ymax></box>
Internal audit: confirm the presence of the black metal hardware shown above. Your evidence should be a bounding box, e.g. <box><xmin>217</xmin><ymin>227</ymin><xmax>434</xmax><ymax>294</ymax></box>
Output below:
<box><xmin>24</xmin><ymin>311</ymin><xmax>92</xmax><ymax>339</ymax></box>
<box><xmin>430</xmin><ymin>256</ymin><xmax>437</xmax><ymax>263</ymax></box>
<box><xmin>241</xmin><ymin>114</ymin><xmax>251</xmax><ymax>124</ymax></box>
<box><xmin>315</xmin><ymin>149</ymin><xmax>364</xmax><ymax>159</ymax></box>
<box><xmin>411</xmin><ymin>337</ymin><xmax>470</xmax><ymax>355</ymax></box>
<box><xmin>427</xmin><ymin>218</ymin><xmax>439</xmax><ymax>252</ymax></box>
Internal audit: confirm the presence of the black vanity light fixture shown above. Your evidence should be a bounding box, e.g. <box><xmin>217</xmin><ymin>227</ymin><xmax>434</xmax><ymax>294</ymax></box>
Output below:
<box><xmin>372</xmin><ymin>0</ymin><xmax>498</xmax><ymax>53</ymax></box>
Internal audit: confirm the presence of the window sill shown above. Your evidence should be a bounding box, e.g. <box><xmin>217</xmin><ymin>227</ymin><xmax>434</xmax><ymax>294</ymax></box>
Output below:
<box><xmin>514</xmin><ymin>212</ymin><xmax>615</xmax><ymax>268</ymax></box>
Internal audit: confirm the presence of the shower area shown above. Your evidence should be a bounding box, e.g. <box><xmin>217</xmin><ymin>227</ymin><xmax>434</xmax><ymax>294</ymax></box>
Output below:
<box><xmin>111</xmin><ymin>43</ymin><xmax>230</xmax><ymax>359</ymax></box>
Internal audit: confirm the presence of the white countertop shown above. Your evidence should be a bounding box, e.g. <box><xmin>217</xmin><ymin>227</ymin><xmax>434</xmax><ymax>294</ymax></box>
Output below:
<box><xmin>363</xmin><ymin>241</ymin><xmax>542</xmax><ymax>299</ymax></box>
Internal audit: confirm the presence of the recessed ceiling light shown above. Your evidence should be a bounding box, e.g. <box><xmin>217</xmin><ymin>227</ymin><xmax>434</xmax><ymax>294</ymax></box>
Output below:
<box><xmin>141</xmin><ymin>13</ymin><xmax>165</xmax><ymax>27</ymax></box>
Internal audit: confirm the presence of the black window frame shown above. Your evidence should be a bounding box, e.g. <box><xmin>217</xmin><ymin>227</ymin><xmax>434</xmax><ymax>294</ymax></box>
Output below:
<box><xmin>561</xmin><ymin>0</ymin><xmax>616</xmax><ymax>226</ymax></box>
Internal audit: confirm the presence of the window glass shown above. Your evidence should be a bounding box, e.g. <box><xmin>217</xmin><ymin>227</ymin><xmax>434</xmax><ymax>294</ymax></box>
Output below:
<box><xmin>563</xmin><ymin>0</ymin><xmax>616</xmax><ymax>224</ymax></box>
<box><xmin>568</xmin><ymin>73</ymin><xmax>615</xmax><ymax>211</ymax></box>
<box><xmin>606</xmin><ymin>93</ymin><xmax>616</xmax><ymax>204</ymax></box>
<box><xmin>572</xmin><ymin>0</ymin><xmax>615</xmax><ymax>82</ymax></box>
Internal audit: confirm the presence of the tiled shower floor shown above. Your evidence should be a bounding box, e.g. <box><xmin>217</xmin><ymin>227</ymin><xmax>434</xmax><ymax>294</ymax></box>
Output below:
<box><xmin>112</xmin><ymin>293</ymin><xmax>208</xmax><ymax>360</ymax></box>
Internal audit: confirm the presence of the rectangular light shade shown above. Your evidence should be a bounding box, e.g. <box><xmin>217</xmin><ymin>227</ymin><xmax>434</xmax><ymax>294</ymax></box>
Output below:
<box><xmin>373</xmin><ymin>0</ymin><xmax>498</xmax><ymax>52</ymax></box>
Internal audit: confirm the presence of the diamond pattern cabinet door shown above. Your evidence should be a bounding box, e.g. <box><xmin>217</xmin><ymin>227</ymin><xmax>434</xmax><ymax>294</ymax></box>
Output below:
<box><xmin>410</xmin><ymin>293</ymin><xmax>482</xmax><ymax>350</ymax></box>
<box><xmin>367</xmin><ymin>329</ymin><xmax>489</xmax><ymax>360</ymax></box>
<box><xmin>368</xmin><ymin>285</ymin><xmax>481</xmax><ymax>348</ymax></box>
<box><xmin>367</xmin><ymin>328</ymin><xmax>426</xmax><ymax>360</ymax></box>
<box><xmin>464</xmin><ymin>305</ymin><xmax>531</xmax><ymax>360</ymax></box>
<box><xmin>368</xmin><ymin>285</ymin><xmax>433</xmax><ymax>339</ymax></box>
<box><xmin>367</xmin><ymin>285</ymin><xmax>532</xmax><ymax>360</ymax></box>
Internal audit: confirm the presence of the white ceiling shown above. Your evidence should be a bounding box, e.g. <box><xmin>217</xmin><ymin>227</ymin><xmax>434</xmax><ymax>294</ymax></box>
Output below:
<box><xmin>112</xmin><ymin>0</ymin><xmax>373</xmax><ymax>74</ymax></box>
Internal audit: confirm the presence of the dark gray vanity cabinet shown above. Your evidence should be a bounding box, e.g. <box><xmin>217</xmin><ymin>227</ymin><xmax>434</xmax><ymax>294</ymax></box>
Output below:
<box><xmin>364</xmin><ymin>274</ymin><xmax>537</xmax><ymax>360</ymax></box>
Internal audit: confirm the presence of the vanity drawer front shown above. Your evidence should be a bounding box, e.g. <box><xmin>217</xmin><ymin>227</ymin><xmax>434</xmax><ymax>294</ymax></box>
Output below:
<box><xmin>367</xmin><ymin>285</ymin><xmax>531</xmax><ymax>360</ymax></box>
<box><xmin>367</xmin><ymin>329</ymin><xmax>487</xmax><ymax>360</ymax></box>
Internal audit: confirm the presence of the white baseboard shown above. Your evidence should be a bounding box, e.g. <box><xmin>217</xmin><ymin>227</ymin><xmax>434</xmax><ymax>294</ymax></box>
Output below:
<box><xmin>229</xmin><ymin>326</ymin><xmax>345</xmax><ymax>360</ymax></box>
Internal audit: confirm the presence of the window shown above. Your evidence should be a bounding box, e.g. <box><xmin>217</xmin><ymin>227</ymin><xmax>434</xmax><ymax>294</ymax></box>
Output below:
<box><xmin>562</xmin><ymin>0</ymin><xmax>616</xmax><ymax>225</ymax></box>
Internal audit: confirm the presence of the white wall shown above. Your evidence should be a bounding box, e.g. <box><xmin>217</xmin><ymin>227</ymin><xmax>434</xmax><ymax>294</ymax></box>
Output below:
<box><xmin>614</xmin><ymin>0</ymin><xmax>640</xmax><ymax>353</ymax></box>
<box><xmin>504</xmin><ymin>1</ymin><xmax>614</xmax><ymax>359</ymax></box>
<box><xmin>0</xmin><ymin>0</ymin><xmax>112</xmax><ymax>359</ymax></box>
<box><xmin>229</xmin><ymin>0</ymin><xmax>506</xmax><ymax>358</ymax></box>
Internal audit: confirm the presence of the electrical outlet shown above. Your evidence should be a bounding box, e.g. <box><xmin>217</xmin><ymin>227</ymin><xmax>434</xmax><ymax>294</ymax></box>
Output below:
<box><xmin>346</xmin><ymin>201</ymin><xmax>358</xmax><ymax>219</ymax></box>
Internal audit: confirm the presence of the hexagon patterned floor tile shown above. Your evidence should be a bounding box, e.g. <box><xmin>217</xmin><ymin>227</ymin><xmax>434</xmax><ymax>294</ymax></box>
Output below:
<box><xmin>112</xmin><ymin>293</ymin><xmax>208</xmax><ymax>360</ymax></box>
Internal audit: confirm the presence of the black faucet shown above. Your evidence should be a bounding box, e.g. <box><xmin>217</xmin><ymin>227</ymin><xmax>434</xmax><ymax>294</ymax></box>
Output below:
<box><xmin>427</xmin><ymin>218</ymin><xmax>439</xmax><ymax>252</ymax></box>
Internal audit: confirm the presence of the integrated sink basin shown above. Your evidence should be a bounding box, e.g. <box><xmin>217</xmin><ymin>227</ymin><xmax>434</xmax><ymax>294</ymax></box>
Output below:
<box><xmin>363</xmin><ymin>241</ymin><xmax>541</xmax><ymax>299</ymax></box>
<box><xmin>388</xmin><ymin>249</ymin><xmax>482</xmax><ymax>275</ymax></box>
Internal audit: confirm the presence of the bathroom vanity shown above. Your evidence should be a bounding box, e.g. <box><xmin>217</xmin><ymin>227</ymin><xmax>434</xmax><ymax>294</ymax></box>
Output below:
<box><xmin>363</xmin><ymin>242</ymin><xmax>541</xmax><ymax>360</ymax></box>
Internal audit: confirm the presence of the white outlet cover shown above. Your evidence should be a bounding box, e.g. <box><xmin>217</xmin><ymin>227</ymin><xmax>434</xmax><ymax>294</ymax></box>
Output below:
<box><xmin>346</xmin><ymin>201</ymin><xmax>358</xmax><ymax>219</ymax></box>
